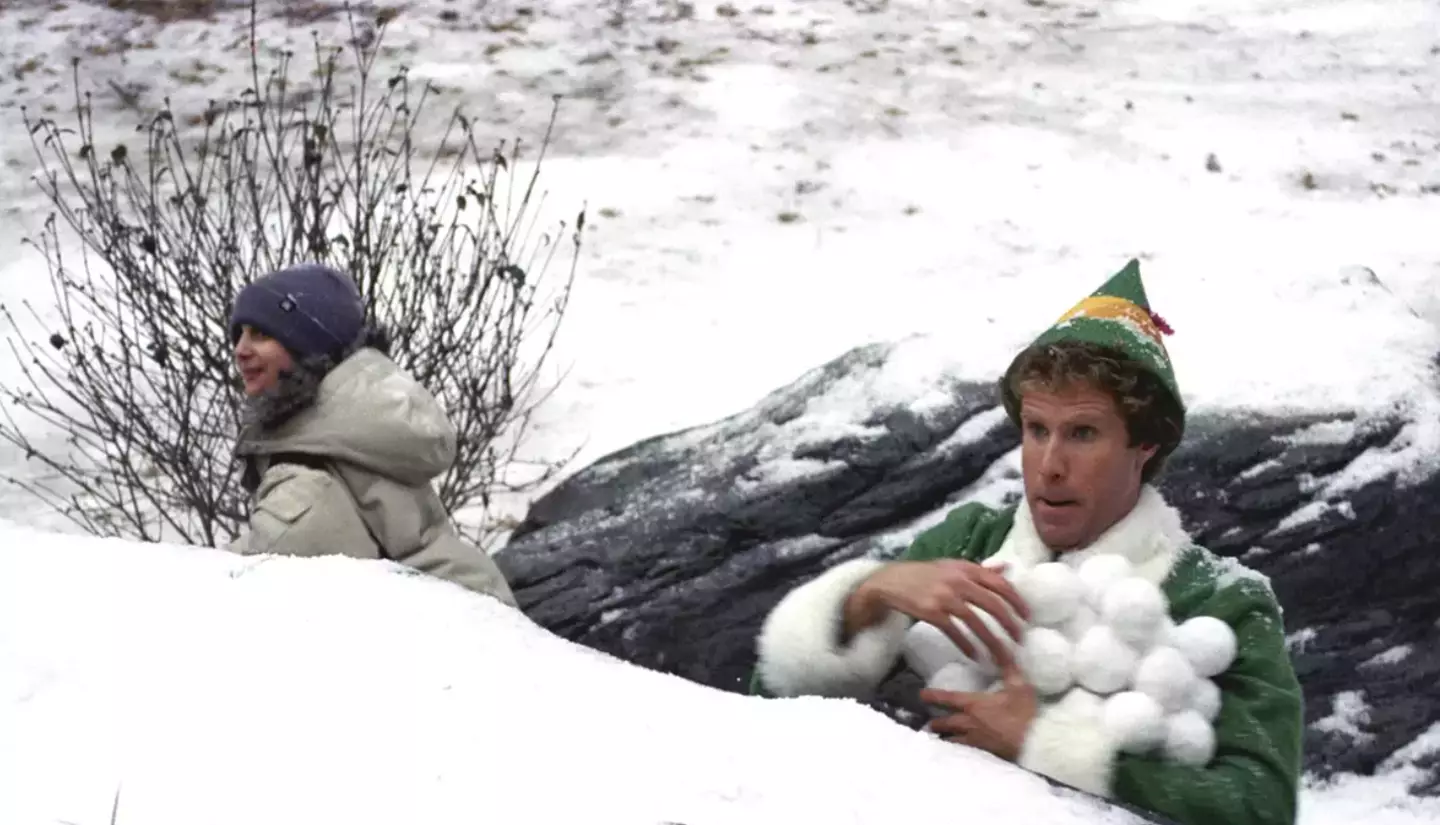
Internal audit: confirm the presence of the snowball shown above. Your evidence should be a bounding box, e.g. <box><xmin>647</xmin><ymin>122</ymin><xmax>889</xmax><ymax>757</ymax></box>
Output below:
<box><xmin>1016</xmin><ymin>562</ymin><xmax>1083</xmax><ymax>628</ymax></box>
<box><xmin>1170</xmin><ymin>616</ymin><xmax>1239</xmax><ymax>678</ymax></box>
<box><xmin>946</xmin><ymin>608</ymin><xmax>1023</xmax><ymax>677</ymax></box>
<box><xmin>981</xmin><ymin>559</ymin><xmax>1024</xmax><ymax>591</ymax></box>
<box><xmin>903</xmin><ymin>603</ymin><xmax>1028</xmax><ymax>681</ymax></box>
<box><xmin>1072</xmin><ymin>625</ymin><xmax>1140</xmax><ymax>695</ymax></box>
<box><xmin>903</xmin><ymin>621</ymin><xmax>970</xmax><ymax>682</ymax></box>
<box><xmin>981</xmin><ymin>557</ymin><xmax>1017</xmax><ymax>579</ymax></box>
<box><xmin>1163</xmin><ymin>709</ymin><xmax>1217</xmax><ymax>767</ymax></box>
<box><xmin>1060</xmin><ymin>604</ymin><xmax>1099</xmax><ymax>643</ymax></box>
<box><xmin>1018</xmin><ymin>627</ymin><xmax>1074</xmax><ymax>696</ymax></box>
<box><xmin>928</xmin><ymin>661</ymin><xmax>992</xmax><ymax>695</ymax></box>
<box><xmin>1056</xmin><ymin>687</ymin><xmax>1105</xmax><ymax>719</ymax></box>
<box><xmin>1190</xmin><ymin>678</ymin><xmax>1222</xmax><ymax>722</ymax></box>
<box><xmin>1077</xmin><ymin>554</ymin><xmax>1134</xmax><ymax>607</ymax></box>
<box><xmin>1133</xmin><ymin>646</ymin><xmax>1199</xmax><ymax>713</ymax></box>
<box><xmin>1101</xmin><ymin>578</ymin><xmax>1169</xmax><ymax>650</ymax></box>
<box><xmin>1102</xmin><ymin>691</ymin><xmax>1166</xmax><ymax>754</ymax></box>
<box><xmin>1157</xmin><ymin>615</ymin><xmax>1177</xmax><ymax>647</ymax></box>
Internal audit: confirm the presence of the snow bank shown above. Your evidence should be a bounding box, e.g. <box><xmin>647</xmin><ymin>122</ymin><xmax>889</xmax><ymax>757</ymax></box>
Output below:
<box><xmin>4</xmin><ymin>525</ymin><xmax>1440</xmax><ymax>824</ymax></box>
<box><xmin>1</xmin><ymin>523</ymin><xmax>1142</xmax><ymax>825</ymax></box>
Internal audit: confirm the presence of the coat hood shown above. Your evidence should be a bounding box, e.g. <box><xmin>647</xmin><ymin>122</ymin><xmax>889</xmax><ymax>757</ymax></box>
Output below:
<box><xmin>237</xmin><ymin>348</ymin><xmax>456</xmax><ymax>486</ymax></box>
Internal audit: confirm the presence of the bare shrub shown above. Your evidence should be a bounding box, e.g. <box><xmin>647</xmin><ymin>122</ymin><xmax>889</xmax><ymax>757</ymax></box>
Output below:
<box><xmin>0</xmin><ymin>3</ymin><xmax>584</xmax><ymax>548</ymax></box>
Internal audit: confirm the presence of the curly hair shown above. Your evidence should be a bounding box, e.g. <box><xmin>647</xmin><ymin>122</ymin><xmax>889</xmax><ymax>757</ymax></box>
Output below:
<box><xmin>1003</xmin><ymin>340</ymin><xmax>1185</xmax><ymax>483</ymax></box>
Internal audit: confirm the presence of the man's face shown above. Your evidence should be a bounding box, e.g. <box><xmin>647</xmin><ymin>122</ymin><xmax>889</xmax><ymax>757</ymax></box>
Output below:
<box><xmin>1018</xmin><ymin>381</ymin><xmax>1157</xmax><ymax>551</ymax></box>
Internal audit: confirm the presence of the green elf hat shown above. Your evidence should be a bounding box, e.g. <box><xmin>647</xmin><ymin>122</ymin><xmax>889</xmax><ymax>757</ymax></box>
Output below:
<box><xmin>999</xmin><ymin>258</ymin><xmax>1186</xmax><ymax>444</ymax></box>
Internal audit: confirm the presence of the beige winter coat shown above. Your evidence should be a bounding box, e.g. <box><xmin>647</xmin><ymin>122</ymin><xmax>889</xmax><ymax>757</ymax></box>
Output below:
<box><xmin>229</xmin><ymin>348</ymin><xmax>517</xmax><ymax>607</ymax></box>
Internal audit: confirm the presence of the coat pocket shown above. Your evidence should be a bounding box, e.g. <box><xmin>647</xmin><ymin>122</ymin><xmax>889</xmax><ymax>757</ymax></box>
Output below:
<box><xmin>255</xmin><ymin>468</ymin><xmax>333</xmax><ymax>525</ymax></box>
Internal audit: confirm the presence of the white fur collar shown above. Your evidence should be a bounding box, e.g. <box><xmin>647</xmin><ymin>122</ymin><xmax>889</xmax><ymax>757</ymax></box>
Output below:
<box><xmin>985</xmin><ymin>485</ymin><xmax>1192</xmax><ymax>586</ymax></box>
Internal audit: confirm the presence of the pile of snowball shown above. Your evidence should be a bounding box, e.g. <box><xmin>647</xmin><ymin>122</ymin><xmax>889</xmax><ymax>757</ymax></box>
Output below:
<box><xmin>905</xmin><ymin>554</ymin><xmax>1238</xmax><ymax>767</ymax></box>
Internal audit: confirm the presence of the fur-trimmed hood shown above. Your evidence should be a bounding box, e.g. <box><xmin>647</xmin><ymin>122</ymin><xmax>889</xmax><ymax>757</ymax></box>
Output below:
<box><xmin>236</xmin><ymin>347</ymin><xmax>456</xmax><ymax>487</ymax></box>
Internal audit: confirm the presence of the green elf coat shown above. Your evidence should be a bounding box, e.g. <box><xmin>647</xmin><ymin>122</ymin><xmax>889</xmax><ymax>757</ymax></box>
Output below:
<box><xmin>747</xmin><ymin>261</ymin><xmax>1304</xmax><ymax>825</ymax></box>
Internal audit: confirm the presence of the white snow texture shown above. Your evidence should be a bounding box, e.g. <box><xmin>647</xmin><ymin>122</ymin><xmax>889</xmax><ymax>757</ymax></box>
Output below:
<box><xmin>9</xmin><ymin>523</ymin><xmax>1419</xmax><ymax>825</ymax></box>
<box><xmin>0</xmin><ymin>525</ymin><xmax>1144</xmax><ymax>825</ymax></box>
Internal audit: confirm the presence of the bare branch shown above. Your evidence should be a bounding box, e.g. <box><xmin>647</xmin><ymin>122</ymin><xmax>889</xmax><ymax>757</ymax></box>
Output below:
<box><xmin>1</xmin><ymin>1</ymin><xmax>582</xmax><ymax>550</ymax></box>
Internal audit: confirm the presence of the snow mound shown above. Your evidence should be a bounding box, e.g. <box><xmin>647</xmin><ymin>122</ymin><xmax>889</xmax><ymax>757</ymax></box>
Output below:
<box><xmin>0</xmin><ymin>524</ymin><xmax>1142</xmax><ymax>825</ymax></box>
<box><xmin>4</xmin><ymin>525</ymin><xmax>1440</xmax><ymax>824</ymax></box>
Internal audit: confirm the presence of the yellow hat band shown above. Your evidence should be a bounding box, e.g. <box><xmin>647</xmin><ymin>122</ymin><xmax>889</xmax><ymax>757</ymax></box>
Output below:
<box><xmin>1056</xmin><ymin>295</ymin><xmax>1166</xmax><ymax>347</ymax></box>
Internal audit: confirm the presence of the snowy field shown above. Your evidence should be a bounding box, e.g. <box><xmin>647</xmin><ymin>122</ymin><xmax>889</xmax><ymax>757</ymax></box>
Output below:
<box><xmin>3</xmin><ymin>523</ymin><xmax>1439</xmax><ymax>825</ymax></box>
<box><xmin>2</xmin><ymin>0</ymin><xmax>1440</xmax><ymax>821</ymax></box>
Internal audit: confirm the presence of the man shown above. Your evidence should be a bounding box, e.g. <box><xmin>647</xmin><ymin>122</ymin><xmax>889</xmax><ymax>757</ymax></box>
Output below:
<box><xmin>748</xmin><ymin>260</ymin><xmax>1303</xmax><ymax>825</ymax></box>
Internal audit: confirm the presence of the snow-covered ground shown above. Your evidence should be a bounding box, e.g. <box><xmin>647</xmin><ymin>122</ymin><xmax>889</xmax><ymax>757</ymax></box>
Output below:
<box><xmin>2</xmin><ymin>0</ymin><xmax>1440</xmax><ymax>819</ymax></box>
<box><xmin>2</xmin><ymin>522</ymin><xmax>1438</xmax><ymax>825</ymax></box>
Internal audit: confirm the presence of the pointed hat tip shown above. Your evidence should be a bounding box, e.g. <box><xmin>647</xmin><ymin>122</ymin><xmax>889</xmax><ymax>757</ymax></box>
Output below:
<box><xmin>1091</xmin><ymin>258</ymin><xmax>1150</xmax><ymax>306</ymax></box>
<box><xmin>1117</xmin><ymin>258</ymin><xmax>1174</xmax><ymax>335</ymax></box>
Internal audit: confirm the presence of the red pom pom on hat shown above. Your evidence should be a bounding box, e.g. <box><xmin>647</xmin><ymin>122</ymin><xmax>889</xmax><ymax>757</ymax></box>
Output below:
<box><xmin>1149</xmin><ymin>310</ymin><xmax>1174</xmax><ymax>336</ymax></box>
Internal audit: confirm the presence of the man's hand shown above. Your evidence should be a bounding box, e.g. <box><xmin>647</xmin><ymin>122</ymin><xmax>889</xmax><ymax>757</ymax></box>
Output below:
<box><xmin>922</xmin><ymin>663</ymin><xmax>1039</xmax><ymax>762</ymax></box>
<box><xmin>843</xmin><ymin>559</ymin><xmax>1031</xmax><ymax>667</ymax></box>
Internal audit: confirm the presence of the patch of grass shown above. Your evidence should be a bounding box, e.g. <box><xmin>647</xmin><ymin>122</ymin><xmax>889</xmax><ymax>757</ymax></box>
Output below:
<box><xmin>103</xmin><ymin>0</ymin><xmax>233</xmax><ymax>22</ymax></box>
<box><xmin>101</xmin><ymin>0</ymin><xmax>348</xmax><ymax>23</ymax></box>
<box><xmin>282</xmin><ymin>1</ymin><xmax>352</xmax><ymax>24</ymax></box>
<box><xmin>168</xmin><ymin>59</ymin><xmax>222</xmax><ymax>86</ymax></box>
<box><xmin>13</xmin><ymin>57</ymin><xmax>42</xmax><ymax>82</ymax></box>
<box><xmin>675</xmin><ymin>46</ymin><xmax>731</xmax><ymax>69</ymax></box>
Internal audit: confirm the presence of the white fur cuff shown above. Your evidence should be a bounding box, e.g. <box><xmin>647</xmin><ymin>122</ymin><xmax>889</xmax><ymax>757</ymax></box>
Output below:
<box><xmin>1018</xmin><ymin>698</ymin><xmax>1119</xmax><ymax>799</ymax></box>
<box><xmin>755</xmin><ymin>558</ymin><xmax>912</xmax><ymax>699</ymax></box>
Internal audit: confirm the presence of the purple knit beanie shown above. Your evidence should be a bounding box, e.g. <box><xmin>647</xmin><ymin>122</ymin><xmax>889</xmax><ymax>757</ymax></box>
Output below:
<box><xmin>229</xmin><ymin>263</ymin><xmax>366</xmax><ymax>360</ymax></box>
